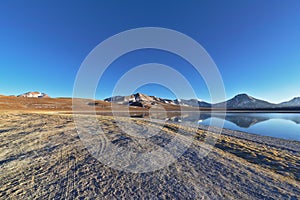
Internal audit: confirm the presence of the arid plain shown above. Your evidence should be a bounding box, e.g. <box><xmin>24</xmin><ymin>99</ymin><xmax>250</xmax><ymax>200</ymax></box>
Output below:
<box><xmin>0</xmin><ymin>96</ymin><xmax>299</xmax><ymax>199</ymax></box>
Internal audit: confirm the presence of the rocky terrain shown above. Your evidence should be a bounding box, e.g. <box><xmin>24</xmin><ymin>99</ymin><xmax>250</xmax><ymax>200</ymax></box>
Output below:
<box><xmin>0</xmin><ymin>112</ymin><xmax>299</xmax><ymax>199</ymax></box>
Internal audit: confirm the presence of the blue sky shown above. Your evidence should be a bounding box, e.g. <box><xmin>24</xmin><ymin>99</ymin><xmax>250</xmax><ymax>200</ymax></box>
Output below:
<box><xmin>0</xmin><ymin>1</ymin><xmax>300</xmax><ymax>103</ymax></box>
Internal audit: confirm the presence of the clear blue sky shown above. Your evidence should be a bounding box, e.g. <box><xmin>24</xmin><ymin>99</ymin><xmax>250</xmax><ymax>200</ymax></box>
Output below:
<box><xmin>0</xmin><ymin>1</ymin><xmax>300</xmax><ymax>103</ymax></box>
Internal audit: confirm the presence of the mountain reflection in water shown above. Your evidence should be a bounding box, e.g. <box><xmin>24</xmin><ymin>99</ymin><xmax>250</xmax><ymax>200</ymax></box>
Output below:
<box><xmin>126</xmin><ymin>112</ymin><xmax>300</xmax><ymax>141</ymax></box>
<box><xmin>145</xmin><ymin>112</ymin><xmax>300</xmax><ymax>128</ymax></box>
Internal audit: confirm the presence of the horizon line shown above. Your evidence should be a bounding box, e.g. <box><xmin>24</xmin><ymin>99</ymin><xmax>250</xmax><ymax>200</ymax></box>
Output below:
<box><xmin>2</xmin><ymin>91</ymin><xmax>300</xmax><ymax>105</ymax></box>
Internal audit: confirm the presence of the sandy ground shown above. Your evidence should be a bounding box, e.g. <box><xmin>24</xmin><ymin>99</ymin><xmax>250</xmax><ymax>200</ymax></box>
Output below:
<box><xmin>0</xmin><ymin>112</ymin><xmax>299</xmax><ymax>199</ymax></box>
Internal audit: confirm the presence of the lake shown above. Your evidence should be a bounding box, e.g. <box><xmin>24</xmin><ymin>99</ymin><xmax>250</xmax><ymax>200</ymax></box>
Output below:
<box><xmin>116</xmin><ymin>111</ymin><xmax>300</xmax><ymax>141</ymax></box>
<box><xmin>185</xmin><ymin>112</ymin><xmax>300</xmax><ymax>141</ymax></box>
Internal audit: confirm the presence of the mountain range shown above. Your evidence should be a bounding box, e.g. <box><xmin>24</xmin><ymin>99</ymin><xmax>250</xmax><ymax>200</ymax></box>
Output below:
<box><xmin>104</xmin><ymin>93</ymin><xmax>300</xmax><ymax>110</ymax></box>
<box><xmin>104</xmin><ymin>93</ymin><xmax>211</xmax><ymax>109</ymax></box>
<box><xmin>2</xmin><ymin>91</ymin><xmax>300</xmax><ymax>110</ymax></box>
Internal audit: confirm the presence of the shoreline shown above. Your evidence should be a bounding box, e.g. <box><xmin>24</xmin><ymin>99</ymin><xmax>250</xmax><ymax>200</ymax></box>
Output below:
<box><xmin>2</xmin><ymin>109</ymin><xmax>299</xmax><ymax>142</ymax></box>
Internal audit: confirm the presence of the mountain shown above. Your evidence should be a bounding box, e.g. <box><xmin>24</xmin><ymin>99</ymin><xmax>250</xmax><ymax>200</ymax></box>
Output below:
<box><xmin>175</xmin><ymin>99</ymin><xmax>211</xmax><ymax>107</ymax></box>
<box><xmin>17</xmin><ymin>91</ymin><xmax>50</xmax><ymax>98</ymax></box>
<box><xmin>105</xmin><ymin>93</ymin><xmax>153</xmax><ymax>104</ymax></box>
<box><xmin>105</xmin><ymin>93</ymin><xmax>176</xmax><ymax>108</ymax></box>
<box><xmin>104</xmin><ymin>93</ymin><xmax>211</xmax><ymax>108</ymax></box>
<box><xmin>278</xmin><ymin>97</ymin><xmax>300</xmax><ymax>108</ymax></box>
<box><xmin>214</xmin><ymin>94</ymin><xmax>275</xmax><ymax>109</ymax></box>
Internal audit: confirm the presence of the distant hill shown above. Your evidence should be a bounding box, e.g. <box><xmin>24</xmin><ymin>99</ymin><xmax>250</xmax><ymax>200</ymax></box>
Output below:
<box><xmin>17</xmin><ymin>91</ymin><xmax>50</xmax><ymax>98</ymax></box>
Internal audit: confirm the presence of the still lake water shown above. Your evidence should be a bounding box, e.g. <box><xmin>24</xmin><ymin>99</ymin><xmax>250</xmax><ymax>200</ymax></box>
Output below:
<box><xmin>129</xmin><ymin>112</ymin><xmax>300</xmax><ymax>141</ymax></box>
<box><xmin>196</xmin><ymin>113</ymin><xmax>300</xmax><ymax>141</ymax></box>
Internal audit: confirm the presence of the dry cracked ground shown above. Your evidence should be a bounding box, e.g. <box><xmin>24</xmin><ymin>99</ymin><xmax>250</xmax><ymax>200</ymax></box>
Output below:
<box><xmin>0</xmin><ymin>112</ymin><xmax>299</xmax><ymax>199</ymax></box>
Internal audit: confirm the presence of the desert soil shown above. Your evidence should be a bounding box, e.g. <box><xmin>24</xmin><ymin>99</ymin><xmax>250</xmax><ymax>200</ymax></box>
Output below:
<box><xmin>0</xmin><ymin>112</ymin><xmax>299</xmax><ymax>199</ymax></box>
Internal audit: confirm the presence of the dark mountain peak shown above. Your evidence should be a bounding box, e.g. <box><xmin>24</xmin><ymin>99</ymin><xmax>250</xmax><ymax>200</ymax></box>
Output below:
<box><xmin>231</xmin><ymin>93</ymin><xmax>256</xmax><ymax>103</ymax></box>
<box><xmin>234</xmin><ymin>93</ymin><xmax>252</xmax><ymax>99</ymax></box>
<box><xmin>132</xmin><ymin>93</ymin><xmax>154</xmax><ymax>101</ymax></box>
<box><xmin>291</xmin><ymin>97</ymin><xmax>300</xmax><ymax>101</ymax></box>
<box><xmin>134</xmin><ymin>92</ymin><xmax>142</xmax><ymax>96</ymax></box>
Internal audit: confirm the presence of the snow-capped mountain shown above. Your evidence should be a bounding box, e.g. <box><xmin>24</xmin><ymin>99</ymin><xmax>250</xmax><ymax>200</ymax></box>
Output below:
<box><xmin>213</xmin><ymin>94</ymin><xmax>275</xmax><ymax>109</ymax></box>
<box><xmin>17</xmin><ymin>91</ymin><xmax>50</xmax><ymax>98</ymax></box>
<box><xmin>278</xmin><ymin>97</ymin><xmax>300</xmax><ymax>108</ymax></box>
